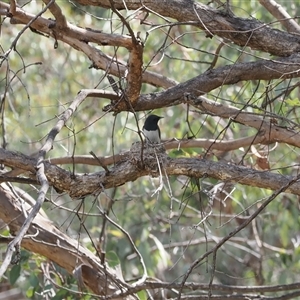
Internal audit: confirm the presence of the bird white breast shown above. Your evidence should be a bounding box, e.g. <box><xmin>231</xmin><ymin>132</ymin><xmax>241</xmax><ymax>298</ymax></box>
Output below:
<box><xmin>143</xmin><ymin>129</ymin><xmax>160</xmax><ymax>143</ymax></box>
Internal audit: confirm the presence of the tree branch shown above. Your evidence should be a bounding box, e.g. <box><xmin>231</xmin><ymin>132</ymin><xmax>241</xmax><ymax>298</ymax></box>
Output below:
<box><xmin>0</xmin><ymin>184</ymin><xmax>134</xmax><ymax>298</ymax></box>
<box><xmin>0</xmin><ymin>1</ymin><xmax>175</xmax><ymax>89</ymax></box>
<box><xmin>132</xmin><ymin>53</ymin><xmax>300</xmax><ymax>111</ymax></box>
<box><xmin>74</xmin><ymin>0</ymin><xmax>300</xmax><ymax>56</ymax></box>
<box><xmin>1</xmin><ymin>144</ymin><xmax>300</xmax><ymax>198</ymax></box>
<box><xmin>42</xmin><ymin>0</ymin><xmax>67</xmax><ymax>28</ymax></box>
<box><xmin>258</xmin><ymin>0</ymin><xmax>300</xmax><ymax>34</ymax></box>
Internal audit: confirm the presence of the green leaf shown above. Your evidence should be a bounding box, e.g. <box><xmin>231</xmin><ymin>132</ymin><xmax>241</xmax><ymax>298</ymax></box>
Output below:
<box><xmin>279</xmin><ymin>252</ymin><xmax>293</xmax><ymax>267</ymax></box>
<box><xmin>168</xmin><ymin>149</ymin><xmax>185</xmax><ymax>158</ymax></box>
<box><xmin>137</xmin><ymin>289</ymin><xmax>148</xmax><ymax>300</ymax></box>
<box><xmin>26</xmin><ymin>287</ymin><xmax>34</xmax><ymax>298</ymax></box>
<box><xmin>106</xmin><ymin>251</ymin><xmax>121</xmax><ymax>268</ymax></box>
<box><xmin>285</xmin><ymin>98</ymin><xmax>300</xmax><ymax>107</ymax></box>
<box><xmin>9</xmin><ymin>264</ymin><xmax>21</xmax><ymax>285</ymax></box>
<box><xmin>29</xmin><ymin>273</ymin><xmax>39</xmax><ymax>288</ymax></box>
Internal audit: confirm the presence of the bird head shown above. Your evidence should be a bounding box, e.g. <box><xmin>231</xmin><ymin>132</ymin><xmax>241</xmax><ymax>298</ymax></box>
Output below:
<box><xmin>144</xmin><ymin>114</ymin><xmax>163</xmax><ymax>128</ymax></box>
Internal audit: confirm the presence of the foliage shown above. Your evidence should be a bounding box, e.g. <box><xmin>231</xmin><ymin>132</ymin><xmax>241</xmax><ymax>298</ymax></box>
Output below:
<box><xmin>1</xmin><ymin>0</ymin><xmax>300</xmax><ymax>299</ymax></box>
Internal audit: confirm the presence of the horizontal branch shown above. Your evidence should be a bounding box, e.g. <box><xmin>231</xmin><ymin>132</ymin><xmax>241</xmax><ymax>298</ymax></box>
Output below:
<box><xmin>191</xmin><ymin>95</ymin><xmax>300</xmax><ymax>148</ymax></box>
<box><xmin>75</xmin><ymin>0</ymin><xmax>300</xmax><ymax>56</ymax></box>
<box><xmin>138</xmin><ymin>280</ymin><xmax>300</xmax><ymax>295</ymax></box>
<box><xmin>46</xmin><ymin>135</ymin><xmax>265</xmax><ymax>167</ymax></box>
<box><xmin>1</xmin><ymin>145</ymin><xmax>300</xmax><ymax>198</ymax></box>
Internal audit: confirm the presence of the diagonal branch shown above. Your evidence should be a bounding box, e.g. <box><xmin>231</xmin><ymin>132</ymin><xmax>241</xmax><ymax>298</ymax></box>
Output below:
<box><xmin>0</xmin><ymin>88</ymin><xmax>93</xmax><ymax>277</ymax></box>
<box><xmin>42</xmin><ymin>0</ymin><xmax>67</xmax><ymax>28</ymax></box>
<box><xmin>133</xmin><ymin>53</ymin><xmax>300</xmax><ymax>112</ymax></box>
<box><xmin>75</xmin><ymin>0</ymin><xmax>300</xmax><ymax>56</ymax></box>
<box><xmin>258</xmin><ymin>0</ymin><xmax>300</xmax><ymax>34</ymax></box>
<box><xmin>0</xmin><ymin>184</ymin><xmax>133</xmax><ymax>297</ymax></box>
<box><xmin>178</xmin><ymin>173</ymin><xmax>300</xmax><ymax>298</ymax></box>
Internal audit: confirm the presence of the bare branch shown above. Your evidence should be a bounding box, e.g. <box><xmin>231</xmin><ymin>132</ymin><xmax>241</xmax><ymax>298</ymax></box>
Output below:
<box><xmin>41</xmin><ymin>134</ymin><xmax>266</xmax><ymax>168</ymax></box>
<box><xmin>131</xmin><ymin>54</ymin><xmax>300</xmax><ymax>117</ymax></box>
<box><xmin>2</xmin><ymin>145</ymin><xmax>300</xmax><ymax>198</ymax></box>
<box><xmin>108</xmin><ymin>0</ymin><xmax>144</xmax><ymax>108</ymax></box>
<box><xmin>0</xmin><ymin>87</ymin><xmax>96</xmax><ymax>277</ymax></box>
<box><xmin>0</xmin><ymin>1</ymin><xmax>176</xmax><ymax>89</ymax></box>
<box><xmin>178</xmin><ymin>172</ymin><xmax>300</xmax><ymax>298</ymax></box>
<box><xmin>75</xmin><ymin>0</ymin><xmax>300</xmax><ymax>56</ymax></box>
<box><xmin>258</xmin><ymin>0</ymin><xmax>300</xmax><ymax>34</ymax></box>
<box><xmin>0</xmin><ymin>184</ymin><xmax>134</xmax><ymax>297</ymax></box>
<box><xmin>125</xmin><ymin>41</ymin><xmax>143</xmax><ymax>107</ymax></box>
<box><xmin>43</xmin><ymin>0</ymin><xmax>67</xmax><ymax>28</ymax></box>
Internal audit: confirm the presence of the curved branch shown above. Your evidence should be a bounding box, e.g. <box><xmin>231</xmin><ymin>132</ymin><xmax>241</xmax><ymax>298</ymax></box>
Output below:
<box><xmin>75</xmin><ymin>0</ymin><xmax>300</xmax><ymax>56</ymax></box>
<box><xmin>0</xmin><ymin>184</ymin><xmax>134</xmax><ymax>298</ymax></box>
<box><xmin>0</xmin><ymin>1</ymin><xmax>176</xmax><ymax>89</ymax></box>
<box><xmin>1</xmin><ymin>146</ymin><xmax>300</xmax><ymax>198</ymax></box>
<box><xmin>133</xmin><ymin>53</ymin><xmax>300</xmax><ymax>111</ymax></box>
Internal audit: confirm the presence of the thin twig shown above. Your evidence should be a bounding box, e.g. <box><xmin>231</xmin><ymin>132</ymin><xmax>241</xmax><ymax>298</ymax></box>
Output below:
<box><xmin>177</xmin><ymin>173</ymin><xmax>300</xmax><ymax>299</ymax></box>
<box><xmin>101</xmin><ymin>212</ymin><xmax>148</xmax><ymax>288</ymax></box>
<box><xmin>0</xmin><ymin>82</ymin><xmax>91</xmax><ymax>278</ymax></box>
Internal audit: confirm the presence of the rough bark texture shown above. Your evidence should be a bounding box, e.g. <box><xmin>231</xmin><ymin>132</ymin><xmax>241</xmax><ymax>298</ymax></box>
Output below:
<box><xmin>1</xmin><ymin>0</ymin><xmax>300</xmax><ymax>298</ymax></box>
<box><xmin>0</xmin><ymin>184</ymin><xmax>134</xmax><ymax>298</ymax></box>
<box><xmin>75</xmin><ymin>0</ymin><xmax>300</xmax><ymax>56</ymax></box>
<box><xmin>1</xmin><ymin>145</ymin><xmax>300</xmax><ymax>198</ymax></box>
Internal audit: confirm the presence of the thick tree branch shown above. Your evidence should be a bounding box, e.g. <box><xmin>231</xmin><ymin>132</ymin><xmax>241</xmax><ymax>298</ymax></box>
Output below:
<box><xmin>132</xmin><ymin>53</ymin><xmax>300</xmax><ymax>111</ymax></box>
<box><xmin>108</xmin><ymin>0</ymin><xmax>144</xmax><ymax>108</ymax></box>
<box><xmin>43</xmin><ymin>134</ymin><xmax>266</xmax><ymax>168</ymax></box>
<box><xmin>74</xmin><ymin>0</ymin><xmax>300</xmax><ymax>56</ymax></box>
<box><xmin>1</xmin><ymin>146</ymin><xmax>300</xmax><ymax>198</ymax></box>
<box><xmin>125</xmin><ymin>41</ymin><xmax>143</xmax><ymax>107</ymax></box>
<box><xmin>0</xmin><ymin>184</ymin><xmax>134</xmax><ymax>298</ymax></box>
<box><xmin>0</xmin><ymin>2</ymin><xmax>132</xmax><ymax>49</ymax></box>
<box><xmin>0</xmin><ymin>1</ymin><xmax>175</xmax><ymax>89</ymax></box>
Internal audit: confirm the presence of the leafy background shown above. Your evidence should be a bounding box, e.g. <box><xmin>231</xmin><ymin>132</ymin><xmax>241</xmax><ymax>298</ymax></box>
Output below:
<box><xmin>1</xmin><ymin>0</ymin><xmax>300</xmax><ymax>299</ymax></box>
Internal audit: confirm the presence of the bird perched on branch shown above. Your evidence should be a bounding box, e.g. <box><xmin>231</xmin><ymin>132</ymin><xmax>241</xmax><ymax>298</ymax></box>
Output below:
<box><xmin>143</xmin><ymin>114</ymin><xmax>163</xmax><ymax>144</ymax></box>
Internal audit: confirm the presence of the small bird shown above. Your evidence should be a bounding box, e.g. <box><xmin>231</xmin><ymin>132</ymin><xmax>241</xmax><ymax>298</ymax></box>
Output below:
<box><xmin>143</xmin><ymin>114</ymin><xmax>163</xmax><ymax>144</ymax></box>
